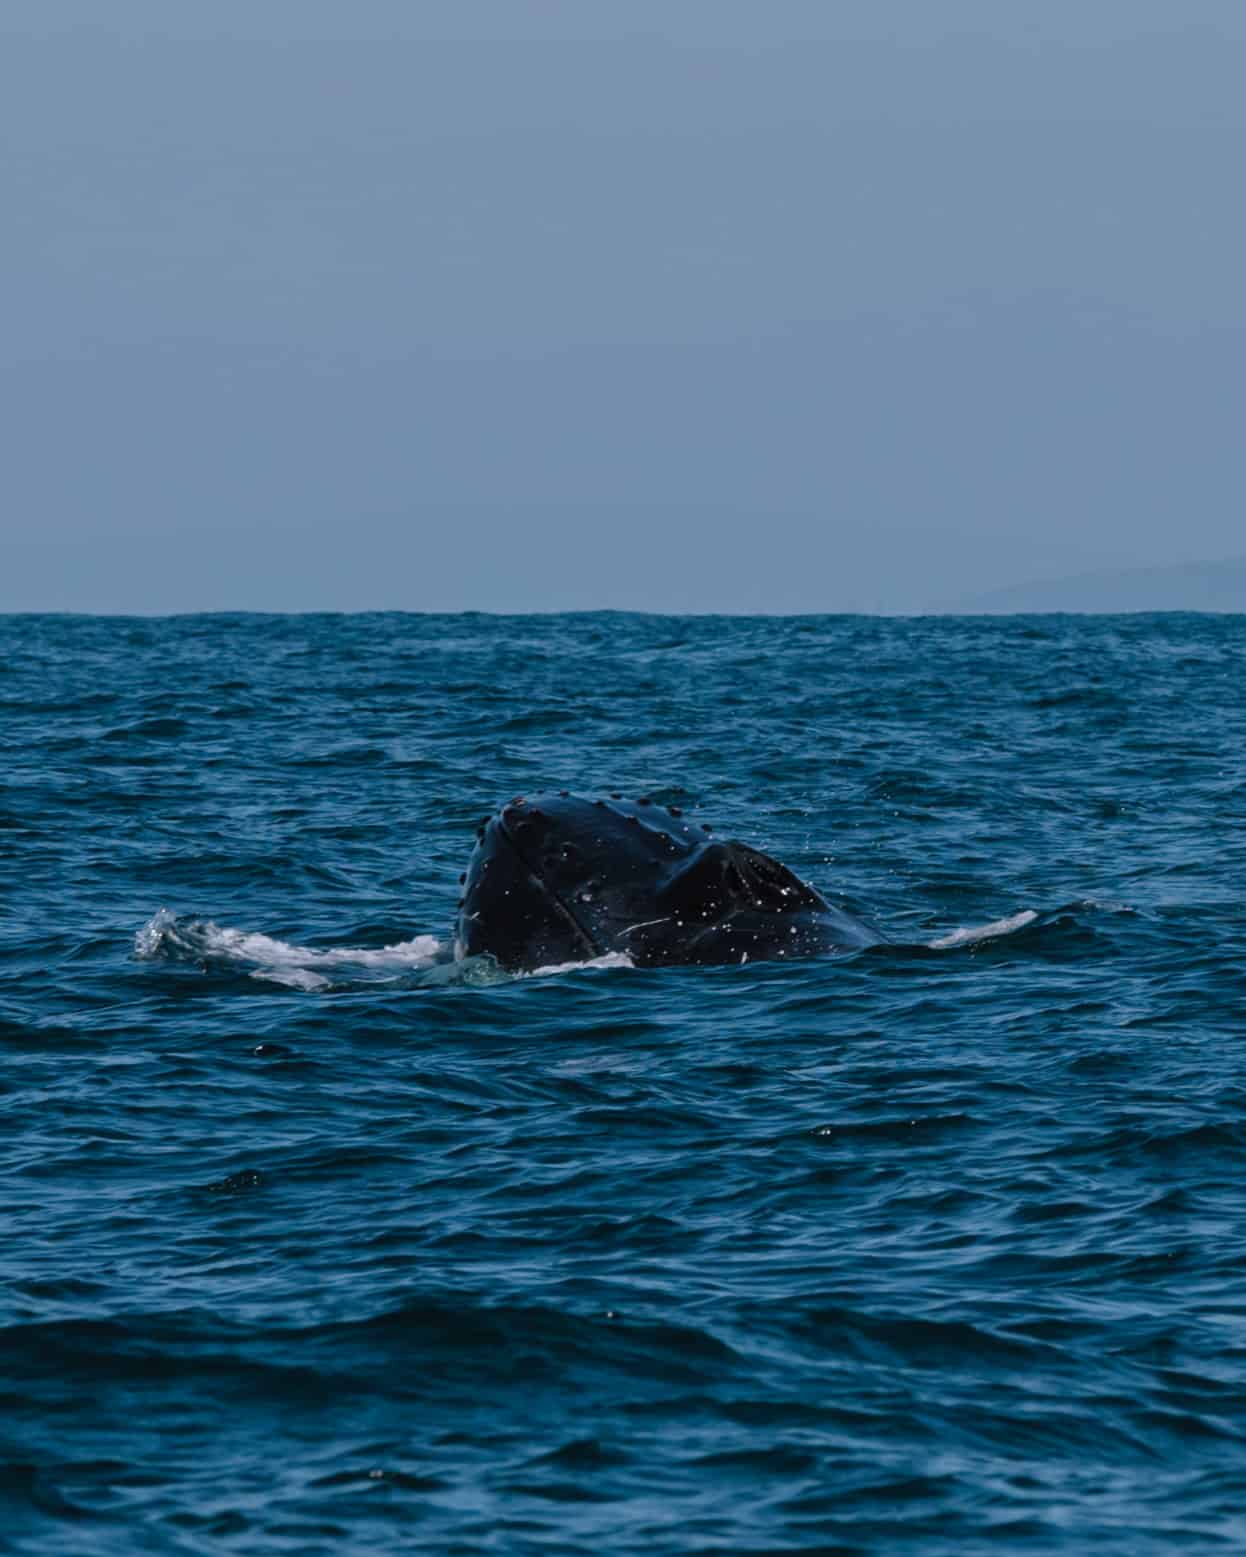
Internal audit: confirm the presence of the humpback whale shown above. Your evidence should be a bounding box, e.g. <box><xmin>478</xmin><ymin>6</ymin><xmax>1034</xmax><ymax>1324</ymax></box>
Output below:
<box><xmin>455</xmin><ymin>793</ymin><xmax>883</xmax><ymax>971</ymax></box>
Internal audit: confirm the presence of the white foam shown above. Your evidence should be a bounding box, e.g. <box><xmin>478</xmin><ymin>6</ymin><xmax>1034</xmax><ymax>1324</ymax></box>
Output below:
<box><xmin>253</xmin><ymin>965</ymin><xmax>331</xmax><ymax>992</ymax></box>
<box><xmin>134</xmin><ymin>906</ymin><xmax>180</xmax><ymax>959</ymax></box>
<box><xmin>928</xmin><ymin>909</ymin><xmax>1038</xmax><ymax>949</ymax></box>
<box><xmin>135</xmin><ymin>909</ymin><xmax>445</xmax><ymax>990</ymax></box>
<box><xmin>523</xmin><ymin>951</ymin><xmax>635</xmax><ymax>978</ymax></box>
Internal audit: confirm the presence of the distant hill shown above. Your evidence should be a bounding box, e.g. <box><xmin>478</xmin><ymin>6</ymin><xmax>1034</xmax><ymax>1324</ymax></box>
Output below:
<box><xmin>947</xmin><ymin>557</ymin><xmax>1246</xmax><ymax>615</ymax></box>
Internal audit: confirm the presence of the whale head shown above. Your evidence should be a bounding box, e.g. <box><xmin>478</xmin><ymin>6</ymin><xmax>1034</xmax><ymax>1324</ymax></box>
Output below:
<box><xmin>455</xmin><ymin>793</ymin><xmax>867</xmax><ymax>971</ymax></box>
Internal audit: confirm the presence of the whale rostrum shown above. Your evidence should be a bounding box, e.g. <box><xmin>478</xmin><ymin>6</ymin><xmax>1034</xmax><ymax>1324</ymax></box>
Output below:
<box><xmin>455</xmin><ymin>793</ymin><xmax>883</xmax><ymax>971</ymax></box>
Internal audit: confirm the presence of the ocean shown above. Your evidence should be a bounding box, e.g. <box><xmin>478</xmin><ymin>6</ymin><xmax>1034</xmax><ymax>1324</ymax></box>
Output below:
<box><xmin>4</xmin><ymin>609</ymin><xmax>1246</xmax><ymax>1554</ymax></box>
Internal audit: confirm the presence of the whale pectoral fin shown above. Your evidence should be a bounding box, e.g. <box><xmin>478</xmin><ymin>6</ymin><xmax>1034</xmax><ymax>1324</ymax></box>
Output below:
<box><xmin>658</xmin><ymin>841</ymin><xmax>827</xmax><ymax>923</ymax></box>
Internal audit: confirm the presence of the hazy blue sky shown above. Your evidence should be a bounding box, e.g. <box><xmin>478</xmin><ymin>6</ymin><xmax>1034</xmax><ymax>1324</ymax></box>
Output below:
<box><xmin>3</xmin><ymin>1</ymin><xmax>1244</xmax><ymax>612</ymax></box>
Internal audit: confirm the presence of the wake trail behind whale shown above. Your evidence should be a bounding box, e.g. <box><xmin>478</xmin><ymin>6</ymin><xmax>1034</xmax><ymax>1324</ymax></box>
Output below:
<box><xmin>135</xmin><ymin>909</ymin><xmax>448</xmax><ymax>991</ymax></box>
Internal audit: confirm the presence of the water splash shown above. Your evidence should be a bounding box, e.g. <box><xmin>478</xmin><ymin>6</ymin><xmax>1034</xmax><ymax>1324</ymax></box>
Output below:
<box><xmin>135</xmin><ymin>909</ymin><xmax>446</xmax><ymax>991</ymax></box>
<box><xmin>927</xmin><ymin>909</ymin><xmax>1039</xmax><ymax>949</ymax></box>
<box><xmin>524</xmin><ymin>951</ymin><xmax>635</xmax><ymax>977</ymax></box>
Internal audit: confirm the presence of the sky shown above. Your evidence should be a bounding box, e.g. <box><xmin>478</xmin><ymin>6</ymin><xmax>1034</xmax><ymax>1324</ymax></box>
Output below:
<box><xmin>3</xmin><ymin>0</ymin><xmax>1244</xmax><ymax>614</ymax></box>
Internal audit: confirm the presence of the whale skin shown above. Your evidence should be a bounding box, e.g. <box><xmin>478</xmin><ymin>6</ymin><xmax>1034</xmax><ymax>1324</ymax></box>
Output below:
<box><xmin>455</xmin><ymin>792</ymin><xmax>883</xmax><ymax>972</ymax></box>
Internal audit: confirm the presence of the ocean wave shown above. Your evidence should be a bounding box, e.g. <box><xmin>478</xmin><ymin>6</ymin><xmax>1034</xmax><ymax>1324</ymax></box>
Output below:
<box><xmin>9</xmin><ymin>610</ymin><xmax>1246</xmax><ymax>1555</ymax></box>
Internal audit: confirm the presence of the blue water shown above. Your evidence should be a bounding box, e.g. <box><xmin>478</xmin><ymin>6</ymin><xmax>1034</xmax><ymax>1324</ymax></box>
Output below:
<box><xmin>5</xmin><ymin>611</ymin><xmax>1246</xmax><ymax>1555</ymax></box>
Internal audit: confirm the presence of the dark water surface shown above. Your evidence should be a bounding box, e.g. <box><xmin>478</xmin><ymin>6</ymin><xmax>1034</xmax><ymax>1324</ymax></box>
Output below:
<box><xmin>5</xmin><ymin>611</ymin><xmax>1246</xmax><ymax>1554</ymax></box>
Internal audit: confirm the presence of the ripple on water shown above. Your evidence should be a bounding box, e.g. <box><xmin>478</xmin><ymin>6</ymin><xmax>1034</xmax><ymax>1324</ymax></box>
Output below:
<box><xmin>3</xmin><ymin>611</ymin><xmax>1246</xmax><ymax>1554</ymax></box>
